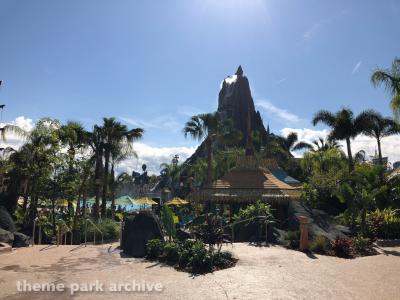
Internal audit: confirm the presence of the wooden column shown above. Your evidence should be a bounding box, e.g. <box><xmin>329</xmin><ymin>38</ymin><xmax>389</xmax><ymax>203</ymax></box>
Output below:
<box><xmin>299</xmin><ymin>216</ymin><xmax>309</xmax><ymax>251</ymax></box>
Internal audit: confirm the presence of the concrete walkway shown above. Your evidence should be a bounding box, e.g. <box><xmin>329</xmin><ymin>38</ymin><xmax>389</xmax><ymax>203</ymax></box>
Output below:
<box><xmin>0</xmin><ymin>243</ymin><xmax>399</xmax><ymax>299</ymax></box>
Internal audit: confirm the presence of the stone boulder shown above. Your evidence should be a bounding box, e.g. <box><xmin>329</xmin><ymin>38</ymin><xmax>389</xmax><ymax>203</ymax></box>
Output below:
<box><xmin>0</xmin><ymin>206</ymin><xmax>16</xmax><ymax>232</ymax></box>
<box><xmin>13</xmin><ymin>232</ymin><xmax>31</xmax><ymax>247</ymax></box>
<box><xmin>121</xmin><ymin>211</ymin><xmax>163</xmax><ymax>257</ymax></box>
<box><xmin>0</xmin><ymin>228</ymin><xmax>14</xmax><ymax>245</ymax></box>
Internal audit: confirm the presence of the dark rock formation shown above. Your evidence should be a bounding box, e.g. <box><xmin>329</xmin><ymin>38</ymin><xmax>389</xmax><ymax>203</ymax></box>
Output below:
<box><xmin>218</xmin><ymin>66</ymin><xmax>268</xmax><ymax>145</ymax></box>
<box><xmin>0</xmin><ymin>206</ymin><xmax>16</xmax><ymax>233</ymax></box>
<box><xmin>12</xmin><ymin>232</ymin><xmax>31</xmax><ymax>247</ymax></box>
<box><xmin>121</xmin><ymin>211</ymin><xmax>163</xmax><ymax>257</ymax></box>
<box><xmin>186</xmin><ymin>66</ymin><xmax>269</xmax><ymax>163</ymax></box>
<box><xmin>0</xmin><ymin>228</ymin><xmax>14</xmax><ymax>245</ymax></box>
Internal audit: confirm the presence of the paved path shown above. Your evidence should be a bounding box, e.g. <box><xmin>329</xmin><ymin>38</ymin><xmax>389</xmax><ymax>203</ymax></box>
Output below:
<box><xmin>0</xmin><ymin>243</ymin><xmax>399</xmax><ymax>299</ymax></box>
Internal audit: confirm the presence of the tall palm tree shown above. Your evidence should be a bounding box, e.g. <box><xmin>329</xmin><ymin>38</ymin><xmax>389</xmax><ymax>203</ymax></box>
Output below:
<box><xmin>359</xmin><ymin>110</ymin><xmax>400</xmax><ymax>165</ymax></box>
<box><xmin>0</xmin><ymin>124</ymin><xmax>27</xmax><ymax>141</ymax></box>
<box><xmin>279</xmin><ymin>132</ymin><xmax>313</xmax><ymax>153</ymax></box>
<box><xmin>310</xmin><ymin>137</ymin><xmax>341</xmax><ymax>152</ymax></box>
<box><xmin>312</xmin><ymin>108</ymin><xmax>366</xmax><ymax>172</ymax></box>
<box><xmin>183</xmin><ymin>112</ymin><xmax>235</xmax><ymax>186</ymax></box>
<box><xmin>98</xmin><ymin>118</ymin><xmax>143</xmax><ymax>217</ymax></box>
<box><xmin>371</xmin><ymin>58</ymin><xmax>400</xmax><ymax>121</ymax></box>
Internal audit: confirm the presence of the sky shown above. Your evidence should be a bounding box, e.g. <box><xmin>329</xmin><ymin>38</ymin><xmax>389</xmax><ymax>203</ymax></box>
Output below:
<box><xmin>0</xmin><ymin>0</ymin><xmax>399</xmax><ymax>173</ymax></box>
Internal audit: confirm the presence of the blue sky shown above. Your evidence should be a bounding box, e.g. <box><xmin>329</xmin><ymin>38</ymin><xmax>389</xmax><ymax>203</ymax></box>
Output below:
<box><xmin>1</xmin><ymin>0</ymin><xmax>399</xmax><ymax>172</ymax></box>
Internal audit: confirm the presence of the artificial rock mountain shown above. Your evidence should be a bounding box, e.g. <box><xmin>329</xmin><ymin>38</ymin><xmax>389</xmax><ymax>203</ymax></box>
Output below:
<box><xmin>186</xmin><ymin>66</ymin><xmax>269</xmax><ymax>163</ymax></box>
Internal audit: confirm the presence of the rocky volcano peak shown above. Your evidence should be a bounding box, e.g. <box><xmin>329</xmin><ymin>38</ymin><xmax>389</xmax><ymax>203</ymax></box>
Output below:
<box><xmin>218</xmin><ymin>67</ymin><xmax>268</xmax><ymax>146</ymax></box>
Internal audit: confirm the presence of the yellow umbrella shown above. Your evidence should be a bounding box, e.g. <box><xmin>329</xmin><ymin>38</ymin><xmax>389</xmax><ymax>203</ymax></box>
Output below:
<box><xmin>165</xmin><ymin>197</ymin><xmax>189</xmax><ymax>206</ymax></box>
<box><xmin>56</xmin><ymin>199</ymin><xmax>77</xmax><ymax>207</ymax></box>
<box><xmin>133</xmin><ymin>197</ymin><xmax>157</xmax><ymax>205</ymax></box>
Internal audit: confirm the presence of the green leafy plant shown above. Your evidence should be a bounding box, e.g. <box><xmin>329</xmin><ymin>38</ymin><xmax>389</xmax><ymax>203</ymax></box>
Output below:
<box><xmin>161</xmin><ymin>205</ymin><xmax>176</xmax><ymax>241</ymax></box>
<box><xmin>283</xmin><ymin>230</ymin><xmax>300</xmax><ymax>249</ymax></box>
<box><xmin>310</xmin><ymin>235</ymin><xmax>329</xmax><ymax>254</ymax></box>
<box><xmin>163</xmin><ymin>242</ymin><xmax>180</xmax><ymax>264</ymax></box>
<box><xmin>353</xmin><ymin>235</ymin><xmax>372</xmax><ymax>256</ymax></box>
<box><xmin>146</xmin><ymin>239</ymin><xmax>164</xmax><ymax>260</ymax></box>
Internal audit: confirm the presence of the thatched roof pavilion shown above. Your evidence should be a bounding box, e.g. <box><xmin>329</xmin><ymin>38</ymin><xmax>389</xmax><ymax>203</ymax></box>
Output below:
<box><xmin>189</xmin><ymin>155</ymin><xmax>302</xmax><ymax>205</ymax></box>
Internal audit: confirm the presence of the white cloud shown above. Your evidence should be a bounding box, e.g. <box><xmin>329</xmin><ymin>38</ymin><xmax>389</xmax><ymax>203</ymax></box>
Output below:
<box><xmin>280</xmin><ymin>127</ymin><xmax>400</xmax><ymax>163</ymax></box>
<box><xmin>0</xmin><ymin>116</ymin><xmax>33</xmax><ymax>150</ymax></box>
<box><xmin>115</xmin><ymin>142</ymin><xmax>196</xmax><ymax>175</ymax></box>
<box><xmin>119</xmin><ymin>115</ymin><xmax>180</xmax><ymax>132</ymax></box>
<box><xmin>256</xmin><ymin>100</ymin><xmax>304</xmax><ymax>124</ymax></box>
<box><xmin>352</xmin><ymin>60</ymin><xmax>362</xmax><ymax>74</ymax></box>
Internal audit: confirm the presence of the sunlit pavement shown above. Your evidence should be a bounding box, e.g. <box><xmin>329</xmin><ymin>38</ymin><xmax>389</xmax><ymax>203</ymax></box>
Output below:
<box><xmin>0</xmin><ymin>243</ymin><xmax>399</xmax><ymax>300</ymax></box>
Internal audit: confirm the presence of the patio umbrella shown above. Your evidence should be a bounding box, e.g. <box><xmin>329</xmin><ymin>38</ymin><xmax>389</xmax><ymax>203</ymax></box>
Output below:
<box><xmin>114</xmin><ymin>195</ymin><xmax>135</xmax><ymax>206</ymax></box>
<box><xmin>133</xmin><ymin>197</ymin><xmax>157</xmax><ymax>205</ymax></box>
<box><xmin>165</xmin><ymin>197</ymin><xmax>189</xmax><ymax>206</ymax></box>
<box><xmin>56</xmin><ymin>199</ymin><xmax>77</xmax><ymax>208</ymax></box>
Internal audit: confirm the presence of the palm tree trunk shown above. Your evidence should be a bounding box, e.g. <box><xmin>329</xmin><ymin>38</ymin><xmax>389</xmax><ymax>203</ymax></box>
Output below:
<box><xmin>110</xmin><ymin>164</ymin><xmax>116</xmax><ymax>220</ymax></box>
<box><xmin>377</xmin><ymin>138</ymin><xmax>383</xmax><ymax>165</ymax></box>
<box><xmin>345</xmin><ymin>137</ymin><xmax>354</xmax><ymax>172</ymax></box>
<box><xmin>94</xmin><ymin>148</ymin><xmax>103</xmax><ymax>219</ymax></box>
<box><xmin>206</xmin><ymin>137</ymin><xmax>213</xmax><ymax>187</ymax></box>
<box><xmin>101</xmin><ymin>150</ymin><xmax>110</xmax><ymax>217</ymax></box>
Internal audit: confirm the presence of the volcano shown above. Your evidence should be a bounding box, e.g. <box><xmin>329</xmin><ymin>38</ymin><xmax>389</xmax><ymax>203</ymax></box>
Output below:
<box><xmin>186</xmin><ymin>66</ymin><xmax>269</xmax><ymax>163</ymax></box>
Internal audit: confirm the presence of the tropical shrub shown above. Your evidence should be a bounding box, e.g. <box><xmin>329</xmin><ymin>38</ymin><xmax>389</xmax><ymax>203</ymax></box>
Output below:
<box><xmin>146</xmin><ymin>239</ymin><xmax>164</xmax><ymax>260</ymax></box>
<box><xmin>80</xmin><ymin>218</ymin><xmax>120</xmax><ymax>243</ymax></box>
<box><xmin>353</xmin><ymin>235</ymin><xmax>372</xmax><ymax>256</ymax></box>
<box><xmin>310</xmin><ymin>235</ymin><xmax>329</xmax><ymax>254</ymax></box>
<box><xmin>144</xmin><ymin>239</ymin><xmax>236</xmax><ymax>274</ymax></box>
<box><xmin>331</xmin><ymin>236</ymin><xmax>353</xmax><ymax>258</ymax></box>
<box><xmin>161</xmin><ymin>205</ymin><xmax>176</xmax><ymax>240</ymax></box>
<box><xmin>367</xmin><ymin>208</ymin><xmax>400</xmax><ymax>239</ymax></box>
<box><xmin>283</xmin><ymin>230</ymin><xmax>300</xmax><ymax>249</ymax></box>
<box><xmin>163</xmin><ymin>242</ymin><xmax>180</xmax><ymax>264</ymax></box>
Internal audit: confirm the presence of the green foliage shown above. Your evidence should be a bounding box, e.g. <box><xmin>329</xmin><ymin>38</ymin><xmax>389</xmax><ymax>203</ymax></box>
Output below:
<box><xmin>190</xmin><ymin>213</ymin><xmax>228</xmax><ymax>252</ymax></box>
<box><xmin>146</xmin><ymin>239</ymin><xmax>164</xmax><ymax>260</ymax></box>
<box><xmin>234</xmin><ymin>200</ymin><xmax>274</xmax><ymax>222</ymax></box>
<box><xmin>162</xmin><ymin>242</ymin><xmax>180</xmax><ymax>263</ymax></box>
<box><xmin>144</xmin><ymin>239</ymin><xmax>236</xmax><ymax>274</ymax></box>
<box><xmin>161</xmin><ymin>205</ymin><xmax>176</xmax><ymax>240</ymax></box>
<box><xmin>367</xmin><ymin>208</ymin><xmax>400</xmax><ymax>239</ymax></box>
<box><xmin>283</xmin><ymin>230</ymin><xmax>300</xmax><ymax>249</ymax></box>
<box><xmin>310</xmin><ymin>235</ymin><xmax>329</xmax><ymax>254</ymax></box>
<box><xmin>331</xmin><ymin>236</ymin><xmax>353</xmax><ymax>258</ymax></box>
<box><xmin>80</xmin><ymin>218</ymin><xmax>120</xmax><ymax>242</ymax></box>
<box><xmin>353</xmin><ymin>235</ymin><xmax>372</xmax><ymax>255</ymax></box>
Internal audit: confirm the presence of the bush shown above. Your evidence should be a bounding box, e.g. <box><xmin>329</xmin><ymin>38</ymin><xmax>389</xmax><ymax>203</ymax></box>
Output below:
<box><xmin>353</xmin><ymin>235</ymin><xmax>372</xmax><ymax>255</ymax></box>
<box><xmin>284</xmin><ymin>230</ymin><xmax>300</xmax><ymax>249</ymax></box>
<box><xmin>310</xmin><ymin>235</ymin><xmax>329</xmax><ymax>254</ymax></box>
<box><xmin>213</xmin><ymin>251</ymin><xmax>235</xmax><ymax>269</ymax></box>
<box><xmin>81</xmin><ymin>218</ymin><xmax>120</xmax><ymax>243</ymax></box>
<box><xmin>367</xmin><ymin>208</ymin><xmax>400</xmax><ymax>239</ymax></box>
<box><xmin>331</xmin><ymin>236</ymin><xmax>353</xmax><ymax>258</ymax></box>
<box><xmin>190</xmin><ymin>240</ymin><xmax>211</xmax><ymax>273</ymax></box>
<box><xmin>163</xmin><ymin>242</ymin><xmax>180</xmax><ymax>264</ymax></box>
<box><xmin>144</xmin><ymin>238</ymin><xmax>236</xmax><ymax>274</ymax></box>
<box><xmin>146</xmin><ymin>239</ymin><xmax>164</xmax><ymax>260</ymax></box>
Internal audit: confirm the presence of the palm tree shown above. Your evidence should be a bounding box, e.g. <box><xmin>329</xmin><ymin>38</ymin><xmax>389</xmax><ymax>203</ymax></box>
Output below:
<box><xmin>98</xmin><ymin>118</ymin><xmax>143</xmax><ymax>217</ymax></box>
<box><xmin>279</xmin><ymin>132</ymin><xmax>313</xmax><ymax>153</ymax></box>
<box><xmin>371</xmin><ymin>58</ymin><xmax>400</xmax><ymax>121</ymax></box>
<box><xmin>183</xmin><ymin>112</ymin><xmax>235</xmax><ymax>186</ymax></box>
<box><xmin>313</xmin><ymin>108</ymin><xmax>366</xmax><ymax>172</ymax></box>
<box><xmin>0</xmin><ymin>124</ymin><xmax>27</xmax><ymax>141</ymax></box>
<box><xmin>89</xmin><ymin>125</ymin><xmax>104</xmax><ymax>219</ymax></box>
<box><xmin>310</xmin><ymin>137</ymin><xmax>341</xmax><ymax>152</ymax></box>
<box><xmin>358</xmin><ymin>110</ymin><xmax>400</xmax><ymax>165</ymax></box>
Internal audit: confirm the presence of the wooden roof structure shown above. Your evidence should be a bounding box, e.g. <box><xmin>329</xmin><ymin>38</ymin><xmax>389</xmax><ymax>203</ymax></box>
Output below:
<box><xmin>189</xmin><ymin>155</ymin><xmax>302</xmax><ymax>204</ymax></box>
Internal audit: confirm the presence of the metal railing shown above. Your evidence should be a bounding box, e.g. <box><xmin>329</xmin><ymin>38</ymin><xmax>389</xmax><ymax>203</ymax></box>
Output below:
<box><xmin>84</xmin><ymin>218</ymin><xmax>104</xmax><ymax>246</ymax></box>
<box><xmin>224</xmin><ymin>216</ymin><xmax>274</xmax><ymax>243</ymax></box>
<box><xmin>57</xmin><ymin>222</ymin><xmax>73</xmax><ymax>246</ymax></box>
